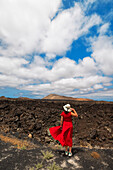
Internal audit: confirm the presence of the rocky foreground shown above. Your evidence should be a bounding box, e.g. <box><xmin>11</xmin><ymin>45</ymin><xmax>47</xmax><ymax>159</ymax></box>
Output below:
<box><xmin>0</xmin><ymin>138</ymin><xmax>113</xmax><ymax>170</ymax></box>
<box><xmin>0</xmin><ymin>99</ymin><xmax>113</xmax><ymax>148</ymax></box>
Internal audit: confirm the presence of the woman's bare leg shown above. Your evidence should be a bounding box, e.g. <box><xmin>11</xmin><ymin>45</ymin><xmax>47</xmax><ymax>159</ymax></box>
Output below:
<box><xmin>69</xmin><ymin>147</ymin><xmax>72</xmax><ymax>153</ymax></box>
<box><xmin>65</xmin><ymin>146</ymin><xmax>68</xmax><ymax>151</ymax></box>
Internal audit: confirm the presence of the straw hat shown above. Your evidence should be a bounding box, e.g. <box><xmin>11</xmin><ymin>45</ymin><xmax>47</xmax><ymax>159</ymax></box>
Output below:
<box><xmin>63</xmin><ymin>104</ymin><xmax>71</xmax><ymax>112</ymax></box>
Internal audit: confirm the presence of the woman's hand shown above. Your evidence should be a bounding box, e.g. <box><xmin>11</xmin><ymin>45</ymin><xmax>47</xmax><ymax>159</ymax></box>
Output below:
<box><xmin>70</xmin><ymin>108</ymin><xmax>75</xmax><ymax>112</ymax></box>
<box><xmin>70</xmin><ymin>108</ymin><xmax>78</xmax><ymax>117</ymax></box>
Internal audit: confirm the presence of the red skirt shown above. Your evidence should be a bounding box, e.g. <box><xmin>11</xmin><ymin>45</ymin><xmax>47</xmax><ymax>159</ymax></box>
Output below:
<box><xmin>49</xmin><ymin>121</ymin><xmax>73</xmax><ymax>147</ymax></box>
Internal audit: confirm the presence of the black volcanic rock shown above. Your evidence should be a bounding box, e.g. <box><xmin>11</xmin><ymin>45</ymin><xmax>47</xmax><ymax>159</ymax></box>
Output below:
<box><xmin>0</xmin><ymin>99</ymin><xmax>113</xmax><ymax>148</ymax></box>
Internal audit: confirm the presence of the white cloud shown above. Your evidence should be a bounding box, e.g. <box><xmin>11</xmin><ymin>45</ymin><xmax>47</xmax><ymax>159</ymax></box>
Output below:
<box><xmin>0</xmin><ymin>0</ymin><xmax>112</xmax><ymax>100</ymax></box>
<box><xmin>0</xmin><ymin>0</ymin><xmax>101</xmax><ymax>59</ymax></box>
<box><xmin>93</xmin><ymin>84</ymin><xmax>103</xmax><ymax>90</ymax></box>
<box><xmin>80</xmin><ymin>0</ymin><xmax>96</xmax><ymax>12</ymax></box>
<box><xmin>43</xmin><ymin>57</ymin><xmax>98</xmax><ymax>82</ymax></box>
<box><xmin>42</xmin><ymin>3</ymin><xmax>101</xmax><ymax>58</ymax></box>
<box><xmin>0</xmin><ymin>57</ymin><xmax>28</xmax><ymax>75</ymax></box>
<box><xmin>103</xmin><ymin>82</ymin><xmax>112</xmax><ymax>86</ymax></box>
<box><xmin>75</xmin><ymin>57</ymin><xmax>98</xmax><ymax>77</ymax></box>
<box><xmin>0</xmin><ymin>53</ymin><xmax>112</xmax><ymax>98</ymax></box>
<box><xmin>0</xmin><ymin>0</ymin><xmax>62</xmax><ymax>57</ymax></box>
<box><xmin>0</xmin><ymin>74</ymin><xmax>31</xmax><ymax>87</ymax></box>
<box><xmin>81</xmin><ymin>88</ymin><xmax>113</xmax><ymax>98</ymax></box>
<box><xmin>20</xmin><ymin>75</ymin><xmax>112</xmax><ymax>97</ymax></box>
<box><xmin>98</xmin><ymin>23</ymin><xmax>110</xmax><ymax>35</ymax></box>
<box><xmin>0</xmin><ymin>55</ymin><xmax>49</xmax><ymax>81</ymax></box>
<box><xmin>0</xmin><ymin>56</ymin><xmax>98</xmax><ymax>83</ymax></box>
<box><xmin>91</xmin><ymin>35</ymin><xmax>113</xmax><ymax>75</ymax></box>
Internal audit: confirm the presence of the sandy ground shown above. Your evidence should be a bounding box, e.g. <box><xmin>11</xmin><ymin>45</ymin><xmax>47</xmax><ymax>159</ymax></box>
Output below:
<box><xmin>0</xmin><ymin>136</ymin><xmax>113</xmax><ymax>170</ymax></box>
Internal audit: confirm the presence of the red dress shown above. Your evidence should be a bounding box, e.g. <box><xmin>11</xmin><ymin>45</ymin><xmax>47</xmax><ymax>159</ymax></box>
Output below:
<box><xmin>49</xmin><ymin>111</ymin><xmax>73</xmax><ymax>147</ymax></box>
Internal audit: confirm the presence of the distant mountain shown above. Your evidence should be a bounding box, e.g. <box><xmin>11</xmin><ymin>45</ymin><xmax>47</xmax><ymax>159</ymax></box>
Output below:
<box><xmin>0</xmin><ymin>96</ymin><xmax>32</xmax><ymax>100</ymax></box>
<box><xmin>43</xmin><ymin>94</ymin><xmax>94</xmax><ymax>101</ymax></box>
<box><xmin>18</xmin><ymin>97</ymin><xmax>32</xmax><ymax>100</ymax></box>
<box><xmin>0</xmin><ymin>96</ymin><xmax>7</xmax><ymax>100</ymax></box>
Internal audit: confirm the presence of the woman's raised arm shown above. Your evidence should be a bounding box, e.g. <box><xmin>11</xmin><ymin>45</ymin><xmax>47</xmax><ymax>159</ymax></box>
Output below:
<box><xmin>70</xmin><ymin>108</ymin><xmax>78</xmax><ymax>117</ymax></box>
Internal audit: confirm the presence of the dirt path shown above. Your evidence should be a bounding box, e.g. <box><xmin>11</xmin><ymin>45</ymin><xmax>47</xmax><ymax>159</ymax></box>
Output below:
<box><xmin>0</xmin><ymin>137</ymin><xmax>113</xmax><ymax>170</ymax></box>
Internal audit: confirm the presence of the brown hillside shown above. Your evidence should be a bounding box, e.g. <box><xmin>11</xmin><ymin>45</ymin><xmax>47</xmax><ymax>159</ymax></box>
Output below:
<box><xmin>43</xmin><ymin>94</ymin><xmax>93</xmax><ymax>101</ymax></box>
<box><xmin>18</xmin><ymin>97</ymin><xmax>32</xmax><ymax>100</ymax></box>
<box><xmin>0</xmin><ymin>96</ymin><xmax>8</xmax><ymax>100</ymax></box>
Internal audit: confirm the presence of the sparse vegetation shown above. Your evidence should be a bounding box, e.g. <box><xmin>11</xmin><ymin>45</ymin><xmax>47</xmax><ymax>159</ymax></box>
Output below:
<box><xmin>47</xmin><ymin>162</ymin><xmax>62</xmax><ymax>170</ymax></box>
<box><xmin>29</xmin><ymin>161</ymin><xmax>62</xmax><ymax>170</ymax></box>
<box><xmin>53</xmin><ymin>144</ymin><xmax>62</xmax><ymax>150</ymax></box>
<box><xmin>47</xmin><ymin>128</ymin><xmax>51</xmax><ymax>136</ymax></box>
<box><xmin>20</xmin><ymin>145</ymin><xmax>26</xmax><ymax>150</ymax></box>
<box><xmin>41</xmin><ymin>150</ymin><xmax>54</xmax><ymax>160</ymax></box>
<box><xmin>29</xmin><ymin>167</ymin><xmax>35</xmax><ymax>170</ymax></box>
<box><xmin>57</xmin><ymin>144</ymin><xmax>62</xmax><ymax>149</ymax></box>
<box><xmin>29</xmin><ymin>162</ymin><xmax>43</xmax><ymax>170</ymax></box>
<box><xmin>35</xmin><ymin>162</ymin><xmax>43</xmax><ymax>169</ymax></box>
<box><xmin>0</xmin><ymin>134</ymin><xmax>37</xmax><ymax>150</ymax></box>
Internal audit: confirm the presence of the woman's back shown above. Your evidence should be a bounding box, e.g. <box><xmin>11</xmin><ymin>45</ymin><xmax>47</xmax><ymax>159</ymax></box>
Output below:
<box><xmin>61</xmin><ymin>111</ymin><xmax>72</xmax><ymax>122</ymax></box>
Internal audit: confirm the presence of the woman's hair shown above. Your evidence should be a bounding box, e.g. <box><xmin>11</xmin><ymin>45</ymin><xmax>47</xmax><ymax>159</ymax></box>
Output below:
<box><xmin>64</xmin><ymin>110</ymin><xmax>69</xmax><ymax>114</ymax></box>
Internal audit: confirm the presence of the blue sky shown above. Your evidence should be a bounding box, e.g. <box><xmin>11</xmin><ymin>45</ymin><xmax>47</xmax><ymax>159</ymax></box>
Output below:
<box><xmin>0</xmin><ymin>0</ymin><xmax>113</xmax><ymax>101</ymax></box>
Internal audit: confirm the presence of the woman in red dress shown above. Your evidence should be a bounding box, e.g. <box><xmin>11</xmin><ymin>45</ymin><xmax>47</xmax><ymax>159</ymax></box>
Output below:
<box><xmin>49</xmin><ymin>104</ymin><xmax>78</xmax><ymax>156</ymax></box>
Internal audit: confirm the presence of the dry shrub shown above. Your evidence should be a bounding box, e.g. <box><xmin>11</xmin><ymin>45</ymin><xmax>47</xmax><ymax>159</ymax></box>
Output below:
<box><xmin>0</xmin><ymin>134</ymin><xmax>37</xmax><ymax>149</ymax></box>
<box><xmin>91</xmin><ymin>152</ymin><xmax>101</xmax><ymax>159</ymax></box>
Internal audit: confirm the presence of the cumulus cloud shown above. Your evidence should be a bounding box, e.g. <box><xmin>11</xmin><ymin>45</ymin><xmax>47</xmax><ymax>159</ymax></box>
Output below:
<box><xmin>0</xmin><ymin>0</ymin><xmax>101</xmax><ymax>59</ymax></box>
<box><xmin>0</xmin><ymin>0</ymin><xmax>112</xmax><ymax>100</ymax></box>
<box><xmin>93</xmin><ymin>84</ymin><xmax>103</xmax><ymax>90</ymax></box>
<box><xmin>0</xmin><ymin>74</ymin><xmax>31</xmax><ymax>87</ymax></box>
<box><xmin>20</xmin><ymin>75</ymin><xmax>112</xmax><ymax>97</ymax></box>
<box><xmin>42</xmin><ymin>3</ymin><xmax>101</xmax><ymax>58</ymax></box>
<box><xmin>91</xmin><ymin>35</ymin><xmax>113</xmax><ymax>75</ymax></box>
<box><xmin>45</xmin><ymin>56</ymin><xmax>98</xmax><ymax>82</ymax></box>
<box><xmin>0</xmin><ymin>57</ymin><xmax>28</xmax><ymax>75</ymax></box>
<box><xmin>80</xmin><ymin>88</ymin><xmax>113</xmax><ymax>99</ymax></box>
<box><xmin>0</xmin><ymin>0</ymin><xmax>62</xmax><ymax>57</ymax></box>
<box><xmin>0</xmin><ymin>56</ymin><xmax>98</xmax><ymax>83</ymax></box>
